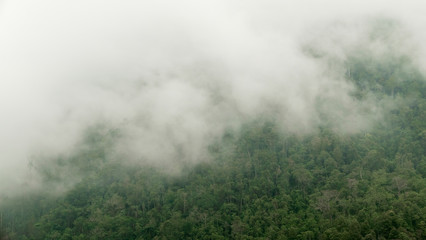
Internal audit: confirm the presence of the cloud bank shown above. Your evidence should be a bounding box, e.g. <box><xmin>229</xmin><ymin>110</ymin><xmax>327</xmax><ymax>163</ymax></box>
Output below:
<box><xmin>1</xmin><ymin>0</ymin><xmax>426</xmax><ymax>195</ymax></box>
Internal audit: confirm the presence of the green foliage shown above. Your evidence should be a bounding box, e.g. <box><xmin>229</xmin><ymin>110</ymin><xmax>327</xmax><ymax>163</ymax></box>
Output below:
<box><xmin>1</xmin><ymin>45</ymin><xmax>426</xmax><ymax>239</ymax></box>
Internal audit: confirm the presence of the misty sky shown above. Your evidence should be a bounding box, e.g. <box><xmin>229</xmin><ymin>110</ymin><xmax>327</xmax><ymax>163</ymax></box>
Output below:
<box><xmin>1</xmin><ymin>0</ymin><xmax>426</xmax><ymax>196</ymax></box>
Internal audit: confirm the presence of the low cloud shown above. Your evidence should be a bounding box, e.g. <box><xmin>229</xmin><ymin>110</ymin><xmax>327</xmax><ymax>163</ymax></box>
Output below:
<box><xmin>0</xmin><ymin>0</ymin><xmax>425</xmax><ymax>196</ymax></box>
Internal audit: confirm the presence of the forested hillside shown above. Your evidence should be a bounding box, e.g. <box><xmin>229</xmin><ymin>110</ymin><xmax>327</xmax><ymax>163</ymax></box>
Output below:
<box><xmin>1</xmin><ymin>50</ymin><xmax>426</xmax><ymax>240</ymax></box>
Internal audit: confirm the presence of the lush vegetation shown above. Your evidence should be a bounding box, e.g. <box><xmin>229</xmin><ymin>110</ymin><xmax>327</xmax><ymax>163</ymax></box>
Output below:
<box><xmin>1</xmin><ymin>48</ymin><xmax>426</xmax><ymax>240</ymax></box>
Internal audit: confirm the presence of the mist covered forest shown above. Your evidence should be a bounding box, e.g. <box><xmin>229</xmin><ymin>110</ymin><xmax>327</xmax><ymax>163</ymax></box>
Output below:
<box><xmin>0</xmin><ymin>27</ymin><xmax>425</xmax><ymax>240</ymax></box>
<box><xmin>1</xmin><ymin>1</ymin><xmax>426</xmax><ymax>240</ymax></box>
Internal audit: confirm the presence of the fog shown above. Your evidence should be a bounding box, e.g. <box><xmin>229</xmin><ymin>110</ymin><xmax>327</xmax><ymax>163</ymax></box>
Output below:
<box><xmin>1</xmin><ymin>0</ymin><xmax>426</xmax><ymax>195</ymax></box>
